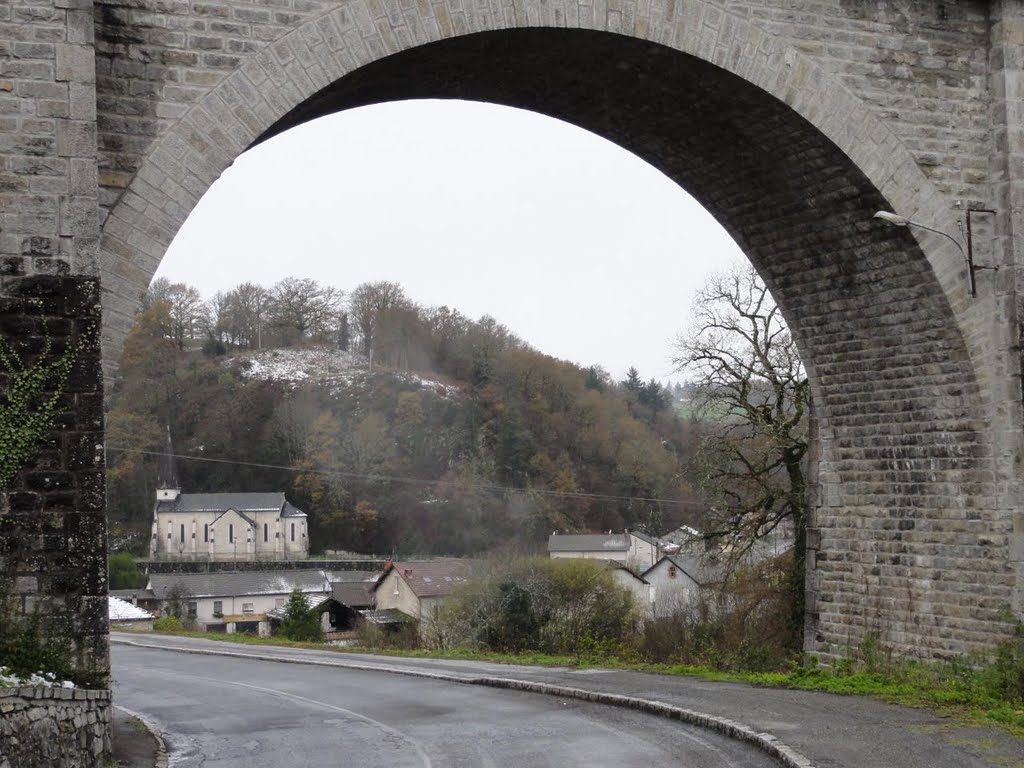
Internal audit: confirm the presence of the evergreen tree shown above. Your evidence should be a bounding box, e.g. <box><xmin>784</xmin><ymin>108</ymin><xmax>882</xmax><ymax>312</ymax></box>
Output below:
<box><xmin>278</xmin><ymin>589</ymin><xmax>323</xmax><ymax>642</ymax></box>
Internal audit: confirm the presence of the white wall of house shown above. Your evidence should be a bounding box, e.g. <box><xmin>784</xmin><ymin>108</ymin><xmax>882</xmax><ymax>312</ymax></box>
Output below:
<box><xmin>549</xmin><ymin>550</ymin><xmax>625</xmax><ymax>561</ymax></box>
<box><xmin>609</xmin><ymin>569</ymin><xmax>653</xmax><ymax>618</ymax></box>
<box><xmin>625</xmin><ymin>534</ymin><xmax>658</xmax><ymax>572</ymax></box>
<box><xmin>644</xmin><ymin>559</ymin><xmax>703</xmax><ymax>618</ymax></box>
<box><xmin>374</xmin><ymin>570</ymin><xmax>422</xmax><ymax>619</ymax></box>
<box><xmin>181</xmin><ymin>593</ymin><xmax>295</xmax><ymax>623</ymax></box>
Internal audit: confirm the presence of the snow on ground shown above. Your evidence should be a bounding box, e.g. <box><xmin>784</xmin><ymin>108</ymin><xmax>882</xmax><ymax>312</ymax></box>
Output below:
<box><xmin>232</xmin><ymin>347</ymin><xmax>459</xmax><ymax>397</ymax></box>
<box><xmin>0</xmin><ymin>667</ymin><xmax>75</xmax><ymax>689</ymax></box>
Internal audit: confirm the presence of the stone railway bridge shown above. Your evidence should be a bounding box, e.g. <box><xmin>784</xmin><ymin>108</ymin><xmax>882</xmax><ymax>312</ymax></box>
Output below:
<box><xmin>2</xmin><ymin>0</ymin><xmax>1024</xmax><ymax>696</ymax></box>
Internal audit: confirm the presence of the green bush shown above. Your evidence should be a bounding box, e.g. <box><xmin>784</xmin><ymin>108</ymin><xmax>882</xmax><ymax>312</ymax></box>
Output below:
<box><xmin>109</xmin><ymin>552</ymin><xmax>146</xmax><ymax>590</ymax></box>
<box><xmin>153</xmin><ymin>616</ymin><xmax>184</xmax><ymax>633</ymax></box>
<box><xmin>277</xmin><ymin>589</ymin><xmax>324</xmax><ymax>642</ymax></box>
<box><xmin>438</xmin><ymin>557</ymin><xmax>637</xmax><ymax>657</ymax></box>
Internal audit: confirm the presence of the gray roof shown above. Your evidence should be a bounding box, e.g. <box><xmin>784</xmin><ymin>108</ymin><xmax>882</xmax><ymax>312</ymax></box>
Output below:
<box><xmin>155</xmin><ymin>492</ymin><xmax>306</xmax><ymax>518</ymax></box>
<box><xmin>548</xmin><ymin>533</ymin><xmax>630</xmax><ymax>553</ymax></box>
<box><xmin>147</xmin><ymin>569</ymin><xmax>335</xmax><ymax>599</ymax></box>
<box><xmin>332</xmin><ymin>581</ymin><xmax>375</xmax><ymax>608</ymax></box>
<box><xmin>376</xmin><ymin>559</ymin><xmax>474</xmax><ymax>598</ymax></box>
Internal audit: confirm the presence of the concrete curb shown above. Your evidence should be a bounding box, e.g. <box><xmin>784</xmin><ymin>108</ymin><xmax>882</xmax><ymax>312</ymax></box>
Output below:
<box><xmin>113</xmin><ymin>704</ymin><xmax>169</xmax><ymax>768</ymax></box>
<box><xmin>112</xmin><ymin>638</ymin><xmax>816</xmax><ymax>768</ymax></box>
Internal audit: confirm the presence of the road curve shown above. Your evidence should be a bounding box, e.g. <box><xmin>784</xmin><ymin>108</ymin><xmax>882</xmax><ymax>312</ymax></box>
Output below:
<box><xmin>113</xmin><ymin>644</ymin><xmax>777</xmax><ymax>767</ymax></box>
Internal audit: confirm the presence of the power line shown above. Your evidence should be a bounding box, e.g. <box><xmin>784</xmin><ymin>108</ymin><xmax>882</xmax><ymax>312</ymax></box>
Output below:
<box><xmin>104</xmin><ymin>445</ymin><xmax>702</xmax><ymax>509</ymax></box>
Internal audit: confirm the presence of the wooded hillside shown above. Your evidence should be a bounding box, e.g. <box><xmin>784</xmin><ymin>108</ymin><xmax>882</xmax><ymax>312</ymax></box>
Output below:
<box><xmin>106</xmin><ymin>279</ymin><xmax>701</xmax><ymax>556</ymax></box>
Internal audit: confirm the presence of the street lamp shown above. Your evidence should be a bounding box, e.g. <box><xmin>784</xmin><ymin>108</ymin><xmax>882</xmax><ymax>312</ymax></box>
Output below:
<box><xmin>873</xmin><ymin>209</ymin><xmax>997</xmax><ymax>297</ymax></box>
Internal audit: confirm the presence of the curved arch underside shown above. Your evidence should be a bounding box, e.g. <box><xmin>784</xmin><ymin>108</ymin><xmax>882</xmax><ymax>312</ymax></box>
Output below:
<box><xmin>103</xmin><ymin>27</ymin><xmax>1007</xmax><ymax>657</ymax></box>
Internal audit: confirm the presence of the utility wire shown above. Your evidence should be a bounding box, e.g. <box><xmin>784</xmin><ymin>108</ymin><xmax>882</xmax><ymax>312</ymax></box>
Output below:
<box><xmin>104</xmin><ymin>445</ymin><xmax>703</xmax><ymax>509</ymax></box>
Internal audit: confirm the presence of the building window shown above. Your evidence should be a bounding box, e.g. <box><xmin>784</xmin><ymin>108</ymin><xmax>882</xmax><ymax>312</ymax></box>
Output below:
<box><xmin>275</xmin><ymin>598</ymin><xmax>286</xmax><ymax>609</ymax></box>
<box><xmin>204</xmin><ymin>524</ymin><xmax>209</xmax><ymax>543</ymax></box>
<box><xmin>229</xmin><ymin>524</ymin><xmax>234</xmax><ymax>543</ymax></box>
<box><xmin>291</xmin><ymin>523</ymin><xmax>295</xmax><ymax>542</ymax></box>
<box><xmin>213</xmin><ymin>600</ymin><xmax>223</xmax><ymax>617</ymax></box>
<box><xmin>180</xmin><ymin>524</ymin><xmax>185</xmax><ymax>543</ymax></box>
<box><xmin>187</xmin><ymin>602</ymin><xmax>197</xmax><ymax>618</ymax></box>
<box><xmin>264</xmin><ymin>523</ymin><xmax>268</xmax><ymax>543</ymax></box>
<box><xmin>242</xmin><ymin>602</ymin><xmax>254</xmax><ymax>615</ymax></box>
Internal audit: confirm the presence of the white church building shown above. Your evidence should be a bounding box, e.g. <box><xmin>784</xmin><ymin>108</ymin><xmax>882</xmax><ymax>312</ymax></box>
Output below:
<box><xmin>149</xmin><ymin>431</ymin><xmax>309</xmax><ymax>562</ymax></box>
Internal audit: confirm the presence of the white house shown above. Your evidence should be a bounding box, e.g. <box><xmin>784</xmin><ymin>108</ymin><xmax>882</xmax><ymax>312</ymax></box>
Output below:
<box><xmin>642</xmin><ymin>554</ymin><xmax>726</xmax><ymax>618</ymax></box>
<box><xmin>372</xmin><ymin>559</ymin><xmax>474</xmax><ymax>623</ymax></box>
<box><xmin>547</xmin><ymin>530</ymin><xmax>660</xmax><ymax>572</ymax></box>
<box><xmin>605</xmin><ymin>562</ymin><xmax>654</xmax><ymax>618</ymax></box>
<box><xmin>146</xmin><ymin>569</ymin><xmax>342</xmax><ymax>633</ymax></box>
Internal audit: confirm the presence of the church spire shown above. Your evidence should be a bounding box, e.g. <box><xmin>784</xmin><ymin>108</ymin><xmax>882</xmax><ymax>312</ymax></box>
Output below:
<box><xmin>156</xmin><ymin>425</ymin><xmax>181</xmax><ymax>502</ymax></box>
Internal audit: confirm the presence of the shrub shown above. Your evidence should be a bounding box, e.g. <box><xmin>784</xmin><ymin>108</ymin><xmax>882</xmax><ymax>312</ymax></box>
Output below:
<box><xmin>355</xmin><ymin>619</ymin><xmax>419</xmax><ymax>650</ymax></box>
<box><xmin>153</xmin><ymin>616</ymin><xmax>184</xmax><ymax>633</ymax></box>
<box><xmin>277</xmin><ymin>589</ymin><xmax>324</xmax><ymax>642</ymax></box>
<box><xmin>109</xmin><ymin>552</ymin><xmax>146</xmax><ymax>590</ymax></box>
<box><xmin>437</xmin><ymin>556</ymin><xmax>637</xmax><ymax>656</ymax></box>
<box><xmin>639</xmin><ymin>553</ymin><xmax>793</xmax><ymax>672</ymax></box>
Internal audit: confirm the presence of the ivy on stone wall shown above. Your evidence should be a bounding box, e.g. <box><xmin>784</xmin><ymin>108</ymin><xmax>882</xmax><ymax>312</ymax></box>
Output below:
<box><xmin>0</xmin><ymin>307</ymin><xmax>84</xmax><ymax>490</ymax></box>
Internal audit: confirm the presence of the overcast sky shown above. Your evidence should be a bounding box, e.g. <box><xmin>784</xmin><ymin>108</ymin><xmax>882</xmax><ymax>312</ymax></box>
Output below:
<box><xmin>156</xmin><ymin>99</ymin><xmax>744</xmax><ymax>382</ymax></box>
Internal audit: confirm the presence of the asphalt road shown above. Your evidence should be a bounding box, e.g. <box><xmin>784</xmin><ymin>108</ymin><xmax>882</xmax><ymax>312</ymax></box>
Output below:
<box><xmin>112</xmin><ymin>644</ymin><xmax>777</xmax><ymax>767</ymax></box>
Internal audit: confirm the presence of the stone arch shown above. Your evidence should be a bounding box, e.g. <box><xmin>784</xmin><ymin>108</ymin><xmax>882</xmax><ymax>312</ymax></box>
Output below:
<box><xmin>97</xmin><ymin>2</ymin><xmax>1009</xmax><ymax>658</ymax></box>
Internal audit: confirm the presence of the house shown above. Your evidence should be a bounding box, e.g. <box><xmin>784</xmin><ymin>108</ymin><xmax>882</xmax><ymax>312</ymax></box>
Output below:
<box><xmin>548</xmin><ymin>530</ymin><xmax>660</xmax><ymax>572</ymax></box>
<box><xmin>371</xmin><ymin>559</ymin><xmax>473</xmax><ymax>623</ymax></box>
<box><xmin>146</xmin><ymin>569</ymin><xmax>340</xmax><ymax>634</ymax></box>
<box><xmin>148</xmin><ymin>430</ymin><xmax>309</xmax><ymax>561</ymax></box>
<box><xmin>642</xmin><ymin>553</ymin><xmax>726</xmax><ymax>618</ymax></box>
<box><xmin>108</xmin><ymin>596</ymin><xmax>154</xmax><ymax>632</ymax></box>
<box><xmin>604</xmin><ymin>562</ymin><xmax>654</xmax><ymax>618</ymax></box>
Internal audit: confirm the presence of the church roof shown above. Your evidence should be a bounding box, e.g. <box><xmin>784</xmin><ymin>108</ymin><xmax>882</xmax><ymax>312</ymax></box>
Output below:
<box><xmin>155</xmin><ymin>492</ymin><xmax>306</xmax><ymax>517</ymax></box>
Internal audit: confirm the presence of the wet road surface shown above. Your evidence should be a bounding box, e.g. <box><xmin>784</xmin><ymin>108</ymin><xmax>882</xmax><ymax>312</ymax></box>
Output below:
<box><xmin>112</xmin><ymin>644</ymin><xmax>778</xmax><ymax>767</ymax></box>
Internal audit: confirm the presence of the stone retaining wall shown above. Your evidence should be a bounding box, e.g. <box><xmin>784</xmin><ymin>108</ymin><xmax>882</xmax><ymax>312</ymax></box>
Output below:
<box><xmin>0</xmin><ymin>687</ymin><xmax>110</xmax><ymax>768</ymax></box>
<box><xmin>140</xmin><ymin>558</ymin><xmax>384</xmax><ymax>574</ymax></box>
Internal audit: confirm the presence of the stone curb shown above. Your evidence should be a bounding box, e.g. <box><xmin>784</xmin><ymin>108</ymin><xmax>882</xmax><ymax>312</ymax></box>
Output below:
<box><xmin>112</xmin><ymin>638</ymin><xmax>816</xmax><ymax>768</ymax></box>
<box><xmin>113</xmin><ymin>704</ymin><xmax>169</xmax><ymax>768</ymax></box>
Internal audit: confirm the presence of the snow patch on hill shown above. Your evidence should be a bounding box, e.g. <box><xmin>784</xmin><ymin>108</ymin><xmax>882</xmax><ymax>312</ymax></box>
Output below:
<box><xmin>231</xmin><ymin>347</ymin><xmax>459</xmax><ymax>397</ymax></box>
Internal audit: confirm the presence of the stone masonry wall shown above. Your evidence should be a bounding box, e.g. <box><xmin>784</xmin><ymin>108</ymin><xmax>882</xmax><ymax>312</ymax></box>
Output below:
<box><xmin>0</xmin><ymin>688</ymin><xmax>111</xmax><ymax>768</ymax></box>
<box><xmin>0</xmin><ymin>276</ymin><xmax>108</xmax><ymax>687</ymax></box>
<box><xmin>0</xmin><ymin>0</ymin><xmax>109</xmax><ymax>707</ymax></box>
<box><xmin>90</xmin><ymin>0</ymin><xmax>993</xmax><ymax>226</ymax></box>
<box><xmin>84</xmin><ymin>0</ymin><xmax>1024</xmax><ymax>661</ymax></box>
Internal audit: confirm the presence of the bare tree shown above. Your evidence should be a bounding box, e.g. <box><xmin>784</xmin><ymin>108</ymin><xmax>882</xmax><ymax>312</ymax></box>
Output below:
<box><xmin>219</xmin><ymin>282</ymin><xmax>272</xmax><ymax>349</ymax></box>
<box><xmin>152</xmin><ymin>282</ymin><xmax>208</xmax><ymax>350</ymax></box>
<box><xmin>672</xmin><ymin>261</ymin><xmax>809</xmax><ymax>646</ymax></box>
<box><xmin>269</xmin><ymin>277</ymin><xmax>343</xmax><ymax>342</ymax></box>
<box><xmin>349</xmin><ymin>281</ymin><xmax>407</xmax><ymax>366</ymax></box>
